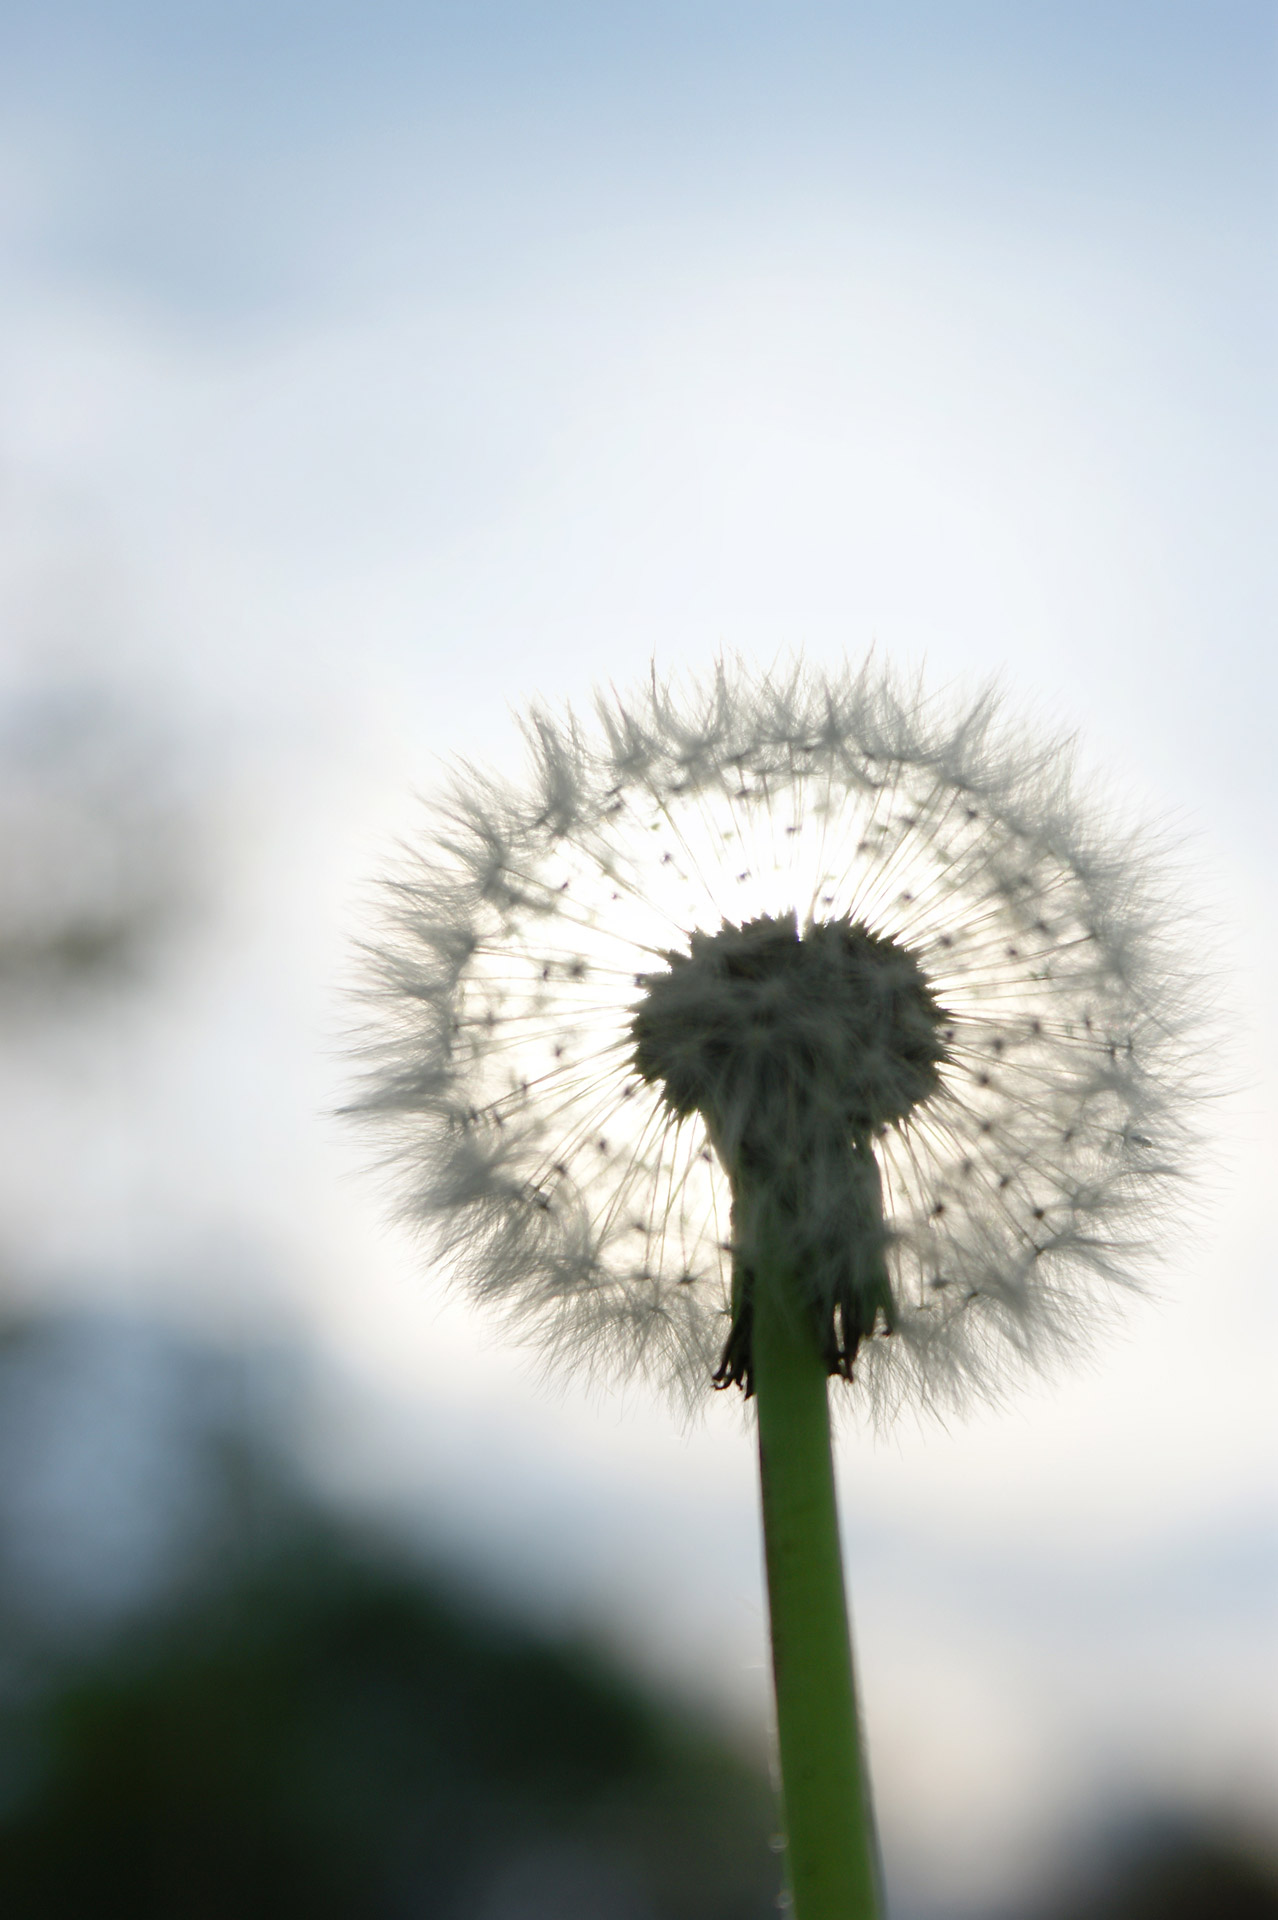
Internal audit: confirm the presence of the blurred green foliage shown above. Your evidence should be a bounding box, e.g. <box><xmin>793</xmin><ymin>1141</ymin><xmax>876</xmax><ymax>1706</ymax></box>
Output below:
<box><xmin>0</xmin><ymin>1504</ymin><xmax>780</xmax><ymax>1918</ymax></box>
<box><xmin>0</xmin><ymin>1309</ymin><xmax>1274</xmax><ymax>1920</ymax></box>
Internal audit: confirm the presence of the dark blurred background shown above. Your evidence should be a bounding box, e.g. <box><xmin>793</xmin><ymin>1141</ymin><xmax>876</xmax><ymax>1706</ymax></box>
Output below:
<box><xmin>0</xmin><ymin>4</ymin><xmax>1274</xmax><ymax>1915</ymax></box>
<box><xmin>0</xmin><ymin>1315</ymin><xmax>784</xmax><ymax>1920</ymax></box>
<box><xmin>0</xmin><ymin>1309</ymin><xmax>1273</xmax><ymax>1920</ymax></box>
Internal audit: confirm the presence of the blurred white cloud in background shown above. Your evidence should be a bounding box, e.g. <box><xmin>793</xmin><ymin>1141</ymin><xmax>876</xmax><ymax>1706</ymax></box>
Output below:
<box><xmin>0</xmin><ymin>3</ymin><xmax>1273</xmax><ymax>1912</ymax></box>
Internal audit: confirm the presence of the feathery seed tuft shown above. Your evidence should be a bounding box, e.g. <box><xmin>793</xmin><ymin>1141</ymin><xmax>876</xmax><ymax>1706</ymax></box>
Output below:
<box><xmin>351</xmin><ymin>658</ymin><xmax>1198</xmax><ymax>1419</ymax></box>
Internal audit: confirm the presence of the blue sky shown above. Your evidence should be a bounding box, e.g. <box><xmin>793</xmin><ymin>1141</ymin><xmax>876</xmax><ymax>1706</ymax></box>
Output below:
<box><xmin>0</xmin><ymin>7</ymin><xmax>1273</xmax><ymax>1913</ymax></box>
<box><xmin>4</xmin><ymin>6</ymin><xmax>1272</xmax><ymax>417</ymax></box>
<box><xmin>2</xmin><ymin>3</ymin><xmax>1271</xmax><ymax>812</ymax></box>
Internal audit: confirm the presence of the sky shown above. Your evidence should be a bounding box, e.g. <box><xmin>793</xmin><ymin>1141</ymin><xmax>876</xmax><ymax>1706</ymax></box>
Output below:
<box><xmin>0</xmin><ymin>5</ymin><xmax>1274</xmax><ymax>1914</ymax></box>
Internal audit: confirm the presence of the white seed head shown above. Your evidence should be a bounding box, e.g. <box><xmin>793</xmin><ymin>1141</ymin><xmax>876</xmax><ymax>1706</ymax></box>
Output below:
<box><xmin>351</xmin><ymin>657</ymin><xmax>1200</xmax><ymax>1420</ymax></box>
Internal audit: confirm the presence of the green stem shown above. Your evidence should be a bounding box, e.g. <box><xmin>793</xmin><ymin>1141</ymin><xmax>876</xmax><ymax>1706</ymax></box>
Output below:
<box><xmin>753</xmin><ymin>1263</ymin><xmax>881</xmax><ymax>1920</ymax></box>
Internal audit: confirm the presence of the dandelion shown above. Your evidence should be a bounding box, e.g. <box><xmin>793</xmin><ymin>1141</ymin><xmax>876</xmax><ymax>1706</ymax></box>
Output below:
<box><xmin>352</xmin><ymin>656</ymin><xmax>1196</xmax><ymax>1920</ymax></box>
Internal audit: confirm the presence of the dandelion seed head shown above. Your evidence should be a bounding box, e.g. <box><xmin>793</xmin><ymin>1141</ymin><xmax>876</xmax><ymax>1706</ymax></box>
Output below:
<box><xmin>633</xmin><ymin>915</ymin><xmax>948</xmax><ymax>1137</ymax></box>
<box><xmin>351</xmin><ymin>657</ymin><xmax>1199</xmax><ymax>1420</ymax></box>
